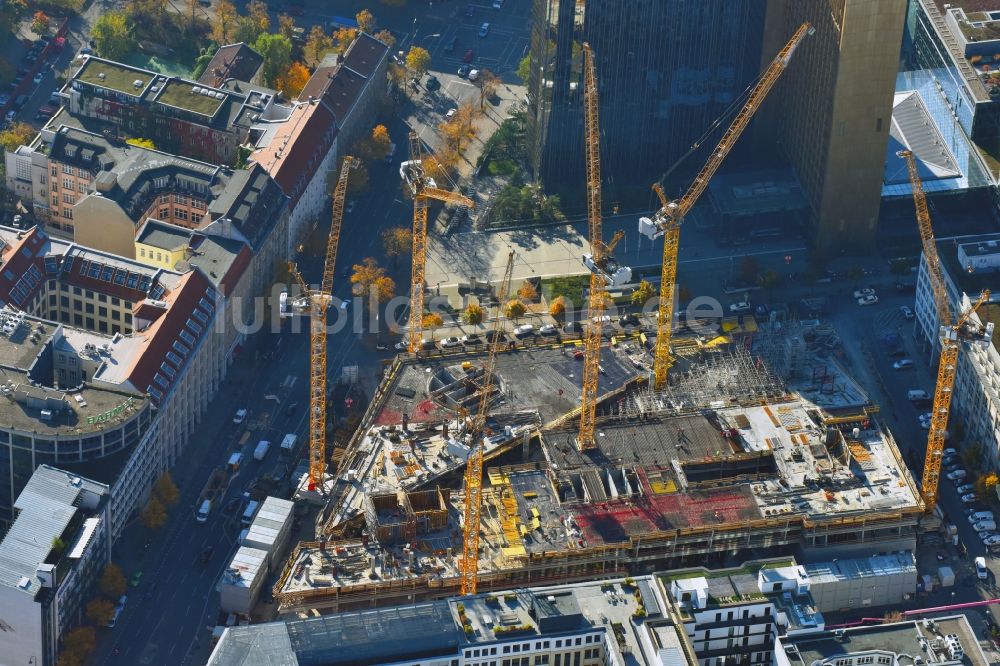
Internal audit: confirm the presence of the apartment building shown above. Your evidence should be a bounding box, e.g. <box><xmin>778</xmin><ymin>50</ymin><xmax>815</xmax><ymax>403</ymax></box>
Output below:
<box><xmin>660</xmin><ymin>559</ymin><xmax>824</xmax><ymax>665</ymax></box>
<box><xmin>0</xmin><ymin>466</ymin><xmax>111</xmax><ymax>666</ymax></box>
<box><xmin>0</xmin><ymin>225</ymin><xmax>246</xmax><ymax>535</ymax></box>
<box><xmin>63</xmin><ymin>56</ymin><xmax>281</xmax><ymax>165</ymax></box>
<box><xmin>914</xmin><ymin>232</ymin><xmax>1000</xmax><ymax>471</ymax></box>
<box><xmin>252</xmin><ymin>32</ymin><xmax>388</xmax><ymax>250</ymax></box>
<box><xmin>209</xmin><ymin>576</ymin><xmax>664</xmax><ymax>666</ymax></box>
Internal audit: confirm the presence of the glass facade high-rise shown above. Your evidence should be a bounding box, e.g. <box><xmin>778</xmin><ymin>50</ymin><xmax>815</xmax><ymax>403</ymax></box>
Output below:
<box><xmin>526</xmin><ymin>0</ymin><xmax>766</xmax><ymax>206</ymax></box>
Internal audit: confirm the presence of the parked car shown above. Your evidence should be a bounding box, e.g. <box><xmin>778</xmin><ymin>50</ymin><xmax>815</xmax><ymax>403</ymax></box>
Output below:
<box><xmin>394</xmin><ymin>341</ymin><xmax>408</xmax><ymax>351</ymax></box>
<box><xmin>425</xmin><ymin>75</ymin><xmax>441</xmax><ymax>91</ymax></box>
<box><xmin>730</xmin><ymin>299</ymin><xmax>751</xmax><ymax>314</ymax></box>
<box><xmin>233</xmin><ymin>408</ymin><xmax>247</xmax><ymax>424</ymax></box>
<box><xmin>538</xmin><ymin>323</ymin><xmax>558</xmax><ymax>336</ymax></box>
<box><xmin>461</xmin><ymin>334</ymin><xmax>481</xmax><ymax>346</ymax></box>
<box><xmin>619</xmin><ymin>313</ymin><xmax>641</xmax><ymax>328</ymax></box>
<box><xmin>446</xmin><ymin>108</ymin><xmax>457</xmax><ymax>119</ymax></box>
<box><xmin>900</xmin><ymin>305</ymin><xmax>914</xmax><ymax>320</ymax></box>
<box><xmin>457</xmin><ymin>64</ymin><xmax>472</xmax><ymax>78</ymax></box>
<box><xmin>857</xmin><ymin>294</ymin><xmax>878</xmax><ymax>306</ymax></box>
<box><xmin>485</xmin><ymin>330</ymin><xmax>507</xmax><ymax>343</ymax></box>
<box><xmin>32</xmin><ymin>72</ymin><xmax>43</xmax><ymax>85</ymax></box>
<box><xmin>956</xmin><ymin>483</ymin><xmax>975</xmax><ymax>494</ymax></box>
<box><xmin>893</xmin><ymin>359</ymin><xmax>914</xmax><ymax>370</ymax></box>
<box><xmin>439</xmin><ymin>336</ymin><xmax>461</xmax><ymax>349</ymax></box>
<box><xmin>853</xmin><ymin>288</ymin><xmax>875</xmax><ymax>299</ymax></box>
<box><xmin>961</xmin><ymin>493</ymin><xmax>978</xmax><ymax>504</ymax></box>
<box><xmin>0</xmin><ymin>94</ymin><xmax>9</xmax><ymax>106</ymax></box>
<box><xmin>469</xmin><ymin>69</ymin><xmax>480</xmax><ymax>81</ymax></box>
<box><xmin>943</xmin><ymin>447</ymin><xmax>957</xmax><ymax>457</ymax></box>
<box><xmin>478</xmin><ymin>22</ymin><xmax>490</xmax><ymax>37</ymax></box>
<box><xmin>513</xmin><ymin>324</ymin><xmax>535</xmax><ymax>338</ymax></box>
<box><xmin>946</xmin><ymin>469</ymin><xmax>968</xmax><ymax>481</ymax></box>
<box><xmin>419</xmin><ymin>339</ymin><xmax>436</xmax><ymax>350</ymax></box>
<box><xmin>564</xmin><ymin>321</ymin><xmax>584</xmax><ymax>334</ymax></box>
<box><xmin>984</xmin><ymin>535</ymin><xmax>1000</xmax><ymax>547</ymax></box>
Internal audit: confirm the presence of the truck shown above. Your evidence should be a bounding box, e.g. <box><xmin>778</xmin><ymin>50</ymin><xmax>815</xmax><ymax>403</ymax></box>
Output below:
<box><xmin>254</xmin><ymin>440</ymin><xmax>271</xmax><ymax>461</ymax></box>
<box><xmin>280</xmin><ymin>433</ymin><xmax>297</xmax><ymax>457</ymax></box>
<box><xmin>196</xmin><ymin>466</ymin><xmax>229</xmax><ymax>523</ymax></box>
<box><xmin>227</xmin><ymin>452</ymin><xmax>243</xmax><ymax>472</ymax></box>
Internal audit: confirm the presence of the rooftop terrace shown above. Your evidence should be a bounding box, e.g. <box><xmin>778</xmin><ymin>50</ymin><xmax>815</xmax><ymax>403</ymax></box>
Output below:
<box><xmin>155</xmin><ymin>79</ymin><xmax>226</xmax><ymax>118</ymax></box>
<box><xmin>75</xmin><ymin>57</ymin><xmax>153</xmax><ymax>97</ymax></box>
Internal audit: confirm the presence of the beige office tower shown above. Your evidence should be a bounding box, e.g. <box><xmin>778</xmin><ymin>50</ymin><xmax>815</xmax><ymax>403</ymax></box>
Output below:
<box><xmin>760</xmin><ymin>0</ymin><xmax>906</xmax><ymax>252</ymax></box>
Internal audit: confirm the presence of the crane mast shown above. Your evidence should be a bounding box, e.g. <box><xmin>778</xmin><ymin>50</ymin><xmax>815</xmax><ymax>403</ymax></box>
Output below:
<box><xmin>401</xmin><ymin>133</ymin><xmax>474</xmax><ymax>351</ymax></box>
<box><xmin>899</xmin><ymin>150</ymin><xmax>994</xmax><ymax>509</ymax></box>
<box><xmin>289</xmin><ymin>155</ymin><xmax>354</xmax><ymax>492</ymax></box>
<box><xmin>459</xmin><ymin>250</ymin><xmax>516</xmax><ymax>596</ymax></box>
<box><xmin>578</xmin><ymin>41</ymin><xmax>614</xmax><ymax>451</ymax></box>
<box><xmin>640</xmin><ymin>22</ymin><xmax>813</xmax><ymax>390</ymax></box>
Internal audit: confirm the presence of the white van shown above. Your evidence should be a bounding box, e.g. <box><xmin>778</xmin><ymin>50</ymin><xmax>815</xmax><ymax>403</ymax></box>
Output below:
<box><xmin>280</xmin><ymin>433</ymin><xmax>298</xmax><ymax>455</ymax></box>
<box><xmin>969</xmin><ymin>511</ymin><xmax>994</xmax><ymax>524</ymax></box>
<box><xmin>513</xmin><ymin>324</ymin><xmax>535</xmax><ymax>338</ymax></box>
<box><xmin>196</xmin><ymin>499</ymin><xmax>211</xmax><ymax>524</ymax></box>
<box><xmin>974</xmin><ymin>519</ymin><xmax>997</xmax><ymax>532</ymax></box>
<box><xmin>241</xmin><ymin>500</ymin><xmax>259</xmax><ymax>526</ymax></box>
<box><xmin>976</xmin><ymin>556</ymin><xmax>988</xmax><ymax>579</ymax></box>
<box><xmin>908</xmin><ymin>389</ymin><xmax>930</xmax><ymax>401</ymax></box>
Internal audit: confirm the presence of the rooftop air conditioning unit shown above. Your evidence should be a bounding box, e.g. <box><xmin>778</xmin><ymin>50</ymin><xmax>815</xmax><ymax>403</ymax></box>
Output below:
<box><xmin>192</xmin><ymin>86</ymin><xmax>202</xmax><ymax>94</ymax></box>
<box><xmin>97</xmin><ymin>72</ymin><xmax>106</xmax><ymax>80</ymax></box>
<box><xmin>133</xmin><ymin>80</ymin><xmax>143</xmax><ymax>89</ymax></box>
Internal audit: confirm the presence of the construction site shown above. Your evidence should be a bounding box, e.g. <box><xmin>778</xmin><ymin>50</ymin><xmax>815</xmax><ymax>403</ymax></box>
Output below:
<box><xmin>273</xmin><ymin>319</ymin><xmax>925</xmax><ymax>613</ymax></box>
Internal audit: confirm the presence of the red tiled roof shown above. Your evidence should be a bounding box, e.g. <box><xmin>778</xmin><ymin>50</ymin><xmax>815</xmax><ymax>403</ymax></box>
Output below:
<box><xmin>0</xmin><ymin>228</ymin><xmax>47</xmax><ymax>308</ymax></box>
<box><xmin>251</xmin><ymin>101</ymin><xmax>337</xmax><ymax>206</ymax></box>
<box><xmin>126</xmin><ymin>269</ymin><xmax>214</xmax><ymax>404</ymax></box>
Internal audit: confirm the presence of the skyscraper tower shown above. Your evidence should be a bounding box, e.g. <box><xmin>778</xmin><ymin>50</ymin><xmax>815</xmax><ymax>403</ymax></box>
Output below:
<box><xmin>526</xmin><ymin>0</ymin><xmax>766</xmax><ymax>204</ymax></box>
<box><xmin>759</xmin><ymin>0</ymin><xmax>906</xmax><ymax>251</ymax></box>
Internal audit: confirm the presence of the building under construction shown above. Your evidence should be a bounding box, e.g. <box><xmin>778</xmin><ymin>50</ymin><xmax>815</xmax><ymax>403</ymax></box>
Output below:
<box><xmin>275</xmin><ymin>324</ymin><xmax>923</xmax><ymax>613</ymax></box>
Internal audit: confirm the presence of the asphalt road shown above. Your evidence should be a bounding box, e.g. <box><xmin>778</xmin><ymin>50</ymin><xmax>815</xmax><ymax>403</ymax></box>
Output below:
<box><xmin>92</xmin><ymin>137</ymin><xmax>412</xmax><ymax>664</ymax></box>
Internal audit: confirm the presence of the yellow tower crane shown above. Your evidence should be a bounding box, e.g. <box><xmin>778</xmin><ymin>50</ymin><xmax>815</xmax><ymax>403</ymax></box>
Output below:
<box><xmin>459</xmin><ymin>250</ymin><xmax>516</xmax><ymax>596</ymax></box>
<box><xmin>898</xmin><ymin>149</ymin><xmax>993</xmax><ymax>509</ymax></box>
<box><xmin>401</xmin><ymin>132</ymin><xmax>475</xmax><ymax>351</ymax></box>
<box><xmin>288</xmin><ymin>156</ymin><xmax>354</xmax><ymax>492</ymax></box>
<box><xmin>639</xmin><ymin>22</ymin><xmax>813</xmax><ymax>390</ymax></box>
<box><xmin>578</xmin><ymin>42</ymin><xmax>629</xmax><ymax>451</ymax></box>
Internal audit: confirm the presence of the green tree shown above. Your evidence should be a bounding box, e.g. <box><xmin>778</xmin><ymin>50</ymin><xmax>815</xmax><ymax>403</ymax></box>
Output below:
<box><xmin>30</xmin><ymin>10</ymin><xmax>49</xmax><ymax>34</ymax></box>
<box><xmin>422</xmin><ymin>312</ymin><xmax>443</xmax><ymax>339</ymax></box>
<box><xmin>62</xmin><ymin>626</ymin><xmax>96</xmax><ymax>659</ymax></box>
<box><xmin>373</xmin><ymin>28</ymin><xmax>395</xmax><ymax>48</ymax></box>
<box><xmin>631</xmin><ymin>280</ymin><xmax>655</xmax><ymax>306</ymax></box>
<box><xmin>277</xmin><ymin>13</ymin><xmax>297</xmax><ymax>40</ymax></box>
<box><xmin>255</xmin><ymin>33</ymin><xmax>293</xmax><ymax>88</ymax></box>
<box><xmin>549</xmin><ymin>295</ymin><xmax>567</xmax><ymax>320</ymax></box>
<box><xmin>140</xmin><ymin>496</ymin><xmax>167</xmax><ymax>530</ymax></box>
<box><xmin>516</xmin><ymin>55</ymin><xmax>530</xmax><ymax>82</ymax></box>
<box><xmin>85</xmin><ymin>598</ymin><xmax>115</xmax><ymax>626</ymax></box>
<box><xmin>126</xmin><ymin>137</ymin><xmax>156</xmax><ymax>149</ymax></box>
<box><xmin>504</xmin><ymin>299</ymin><xmax>526</xmax><ymax>321</ymax></box>
<box><xmin>247</xmin><ymin>0</ymin><xmax>270</xmax><ymax>34</ymax></box>
<box><xmin>304</xmin><ymin>25</ymin><xmax>332</xmax><ymax>67</ymax></box>
<box><xmin>152</xmin><ymin>471</ymin><xmax>179</xmax><ymax>506</ymax></box>
<box><xmin>99</xmin><ymin>563</ymin><xmax>127</xmax><ymax>597</ymax></box>
<box><xmin>356</xmin><ymin>8</ymin><xmax>375</xmax><ymax>33</ymax></box>
<box><xmin>463</xmin><ymin>303</ymin><xmax>484</xmax><ymax>325</ymax></box>
<box><xmin>51</xmin><ymin>536</ymin><xmax>66</xmax><ymax>555</ymax></box>
<box><xmin>0</xmin><ymin>122</ymin><xmax>35</xmax><ymax>153</ymax></box>
<box><xmin>211</xmin><ymin>0</ymin><xmax>237</xmax><ymax>44</ymax></box>
<box><xmin>351</xmin><ymin>257</ymin><xmax>395</xmax><ymax>303</ymax></box>
<box><xmin>381</xmin><ymin>226</ymin><xmax>411</xmax><ymax>264</ymax></box>
<box><xmin>405</xmin><ymin>46</ymin><xmax>431</xmax><ymax>81</ymax></box>
<box><xmin>92</xmin><ymin>10</ymin><xmax>134</xmax><ymax>60</ymax></box>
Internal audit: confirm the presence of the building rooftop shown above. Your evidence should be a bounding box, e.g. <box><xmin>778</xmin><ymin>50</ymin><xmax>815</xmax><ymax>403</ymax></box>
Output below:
<box><xmin>74</xmin><ymin>57</ymin><xmax>154</xmax><ymax>97</ymax></box>
<box><xmin>218</xmin><ymin>547</ymin><xmax>267</xmax><ymax>592</ymax></box>
<box><xmin>155</xmin><ymin>79</ymin><xmax>226</xmax><ymax>118</ymax></box>
<box><xmin>885</xmin><ymin>91</ymin><xmax>962</xmax><ymax>186</ymax></box>
<box><xmin>0</xmin><ymin>465</ymin><xmax>107</xmax><ymax>597</ymax></box>
<box><xmin>136</xmin><ymin>219</ymin><xmax>191</xmax><ymax>250</ymax></box>
<box><xmin>219</xmin><ymin>576</ymin><xmax>656</xmax><ymax>666</ymax></box>
<box><xmin>803</xmin><ymin>552</ymin><xmax>917</xmax><ymax>585</ymax></box>
<box><xmin>780</xmin><ymin>615</ymin><xmax>988</xmax><ymax>665</ymax></box>
<box><xmin>199</xmin><ymin>43</ymin><xmax>264</xmax><ymax>89</ymax></box>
